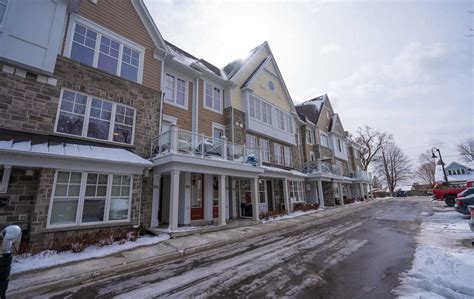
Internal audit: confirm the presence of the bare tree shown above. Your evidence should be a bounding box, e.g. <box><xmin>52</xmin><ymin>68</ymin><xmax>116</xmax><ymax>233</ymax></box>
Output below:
<box><xmin>414</xmin><ymin>150</ymin><xmax>436</xmax><ymax>187</ymax></box>
<box><xmin>374</xmin><ymin>142</ymin><xmax>412</xmax><ymax>196</ymax></box>
<box><xmin>372</xmin><ymin>175</ymin><xmax>382</xmax><ymax>189</ymax></box>
<box><xmin>456</xmin><ymin>138</ymin><xmax>474</xmax><ymax>162</ymax></box>
<box><xmin>355</xmin><ymin>126</ymin><xmax>392</xmax><ymax>171</ymax></box>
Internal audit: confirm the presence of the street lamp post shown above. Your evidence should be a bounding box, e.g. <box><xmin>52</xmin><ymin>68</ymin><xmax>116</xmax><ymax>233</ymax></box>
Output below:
<box><xmin>432</xmin><ymin>147</ymin><xmax>449</xmax><ymax>185</ymax></box>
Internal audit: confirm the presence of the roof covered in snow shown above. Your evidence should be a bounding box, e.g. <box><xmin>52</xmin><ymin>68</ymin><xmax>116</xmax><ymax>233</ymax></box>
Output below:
<box><xmin>295</xmin><ymin>94</ymin><xmax>328</xmax><ymax>125</ymax></box>
<box><xmin>435</xmin><ymin>164</ymin><xmax>474</xmax><ymax>183</ymax></box>
<box><xmin>261</xmin><ymin>165</ymin><xmax>307</xmax><ymax>178</ymax></box>
<box><xmin>165</xmin><ymin>41</ymin><xmax>226</xmax><ymax>79</ymax></box>
<box><xmin>222</xmin><ymin>42</ymin><xmax>266</xmax><ymax>79</ymax></box>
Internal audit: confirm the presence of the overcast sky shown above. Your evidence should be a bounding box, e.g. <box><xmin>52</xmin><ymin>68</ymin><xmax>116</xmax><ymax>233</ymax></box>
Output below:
<box><xmin>145</xmin><ymin>0</ymin><xmax>473</xmax><ymax>165</ymax></box>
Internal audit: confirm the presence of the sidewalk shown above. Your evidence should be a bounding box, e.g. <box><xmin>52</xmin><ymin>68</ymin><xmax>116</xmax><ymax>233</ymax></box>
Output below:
<box><xmin>8</xmin><ymin>198</ymin><xmax>386</xmax><ymax>297</ymax></box>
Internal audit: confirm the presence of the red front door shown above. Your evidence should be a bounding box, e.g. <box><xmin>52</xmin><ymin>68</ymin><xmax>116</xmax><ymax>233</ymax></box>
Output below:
<box><xmin>191</xmin><ymin>174</ymin><xmax>203</xmax><ymax>220</ymax></box>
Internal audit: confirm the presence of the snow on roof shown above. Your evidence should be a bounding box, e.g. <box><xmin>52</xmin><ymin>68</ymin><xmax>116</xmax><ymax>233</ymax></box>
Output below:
<box><xmin>435</xmin><ymin>164</ymin><xmax>474</xmax><ymax>183</ymax></box>
<box><xmin>297</xmin><ymin>95</ymin><xmax>325</xmax><ymax>111</ymax></box>
<box><xmin>261</xmin><ymin>165</ymin><xmax>307</xmax><ymax>177</ymax></box>
<box><xmin>222</xmin><ymin>42</ymin><xmax>266</xmax><ymax>79</ymax></box>
<box><xmin>0</xmin><ymin>140</ymin><xmax>152</xmax><ymax>167</ymax></box>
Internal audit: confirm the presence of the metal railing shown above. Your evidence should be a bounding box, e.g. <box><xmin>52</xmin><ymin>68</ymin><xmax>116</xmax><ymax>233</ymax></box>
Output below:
<box><xmin>151</xmin><ymin>124</ymin><xmax>262</xmax><ymax>166</ymax></box>
<box><xmin>302</xmin><ymin>160</ymin><xmax>343</xmax><ymax>176</ymax></box>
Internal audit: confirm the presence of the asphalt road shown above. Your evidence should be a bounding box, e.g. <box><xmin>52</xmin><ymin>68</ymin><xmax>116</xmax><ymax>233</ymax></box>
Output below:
<box><xmin>41</xmin><ymin>197</ymin><xmax>429</xmax><ymax>299</ymax></box>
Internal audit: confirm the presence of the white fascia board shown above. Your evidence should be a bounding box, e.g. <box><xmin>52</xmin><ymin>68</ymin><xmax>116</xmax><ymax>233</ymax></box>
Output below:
<box><xmin>151</xmin><ymin>153</ymin><xmax>264</xmax><ymax>176</ymax></box>
<box><xmin>132</xmin><ymin>0</ymin><xmax>169</xmax><ymax>54</ymax></box>
<box><xmin>191</xmin><ymin>63</ymin><xmax>232</xmax><ymax>86</ymax></box>
<box><xmin>166</xmin><ymin>57</ymin><xmax>203</xmax><ymax>77</ymax></box>
<box><xmin>0</xmin><ymin>152</ymin><xmax>147</xmax><ymax>174</ymax></box>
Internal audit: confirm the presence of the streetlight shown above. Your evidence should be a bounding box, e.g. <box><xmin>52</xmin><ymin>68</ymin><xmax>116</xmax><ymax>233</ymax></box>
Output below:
<box><xmin>432</xmin><ymin>147</ymin><xmax>449</xmax><ymax>185</ymax></box>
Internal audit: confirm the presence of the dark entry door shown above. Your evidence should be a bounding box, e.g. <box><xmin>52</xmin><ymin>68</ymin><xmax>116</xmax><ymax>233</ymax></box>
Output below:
<box><xmin>267</xmin><ymin>180</ymin><xmax>274</xmax><ymax>211</ymax></box>
<box><xmin>191</xmin><ymin>174</ymin><xmax>204</xmax><ymax>220</ymax></box>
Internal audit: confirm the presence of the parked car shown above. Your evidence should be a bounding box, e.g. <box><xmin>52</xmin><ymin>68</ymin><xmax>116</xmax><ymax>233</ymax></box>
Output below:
<box><xmin>457</xmin><ymin>187</ymin><xmax>474</xmax><ymax>199</ymax></box>
<box><xmin>454</xmin><ymin>194</ymin><xmax>474</xmax><ymax>215</ymax></box>
<box><xmin>432</xmin><ymin>181</ymin><xmax>473</xmax><ymax>207</ymax></box>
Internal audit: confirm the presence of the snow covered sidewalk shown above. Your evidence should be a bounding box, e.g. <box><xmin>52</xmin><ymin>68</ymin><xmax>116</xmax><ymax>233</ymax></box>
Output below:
<box><xmin>394</xmin><ymin>209</ymin><xmax>474</xmax><ymax>298</ymax></box>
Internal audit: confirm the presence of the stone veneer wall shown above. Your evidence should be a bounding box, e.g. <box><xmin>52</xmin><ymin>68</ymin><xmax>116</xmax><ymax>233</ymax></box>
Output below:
<box><xmin>25</xmin><ymin>169</ymin><xmax>143</xmax><ymax>253</ymax></box>
<box><xmin>224</xmin><ymin>107</ymin><xmax>246</xmax><ymax>145</ymax></box>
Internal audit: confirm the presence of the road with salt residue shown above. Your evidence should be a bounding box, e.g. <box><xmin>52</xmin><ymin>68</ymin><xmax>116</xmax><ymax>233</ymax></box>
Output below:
<box><xmin>39</xmin><ymin>197</ymin><xmax>428</xmax><ymax>299</ymax></box>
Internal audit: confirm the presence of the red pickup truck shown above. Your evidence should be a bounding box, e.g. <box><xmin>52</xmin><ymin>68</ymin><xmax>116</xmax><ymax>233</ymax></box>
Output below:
<box><xmin>432</xmin><ymin>181</ymin><xmax>473</xmax><ymax>206</ymax></box>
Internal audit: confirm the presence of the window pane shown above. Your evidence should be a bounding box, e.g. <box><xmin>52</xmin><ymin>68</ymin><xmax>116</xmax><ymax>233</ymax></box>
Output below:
<box><xmin>57</xmin><ymin>112</ymin><xmax>84</xmax><ymax>136</ymax></box>
<box><xmin>50</xmin><ymin>199</ymin><xmax>78</xmax><ymax>225</ymax></box>
<box><xmin>205</xmin><ymin>83</ymin><xmax>213</xmax><ymax>108</ymax></box>
<box><xmin>87</xmin><ymin>118</ymin><xmax>110</xmax><ymax>140</ymax></box>
<box><xmin>98</xmin><ymin>52</ymin><xmax>118</xmax><ymax>75</ymax></box>
<box><xmin>113</xmin><ymin>123</ymin><xmax>133</xmax><ymax>144</ymax></box>
<box><xmin>120</xmin><ymin>63</ymin><xmax>138</xmax><ymax>82</ymax></box>
<box><xmin>82</xmin><ymin>199</ymin><xmax>105</xmax><ymax>222</ymax></box>
<box><xmin>109</xmin><ymin>198</ymin><xmax>129</xmax><ymax>220</ymax></box>
<box><xmin>213</xmin><ymin>88</ymin><xmax>220</xmax><ymax>111</ymax></box>
<box><xmin>71</xmin><ymin>41</ymin><xmax>94</xmax><ymax>66</ymax></box>
<box><xmin>176</xmin><ymin>79</ymin><xmax>186</xmax><ymax>106</ymax></box>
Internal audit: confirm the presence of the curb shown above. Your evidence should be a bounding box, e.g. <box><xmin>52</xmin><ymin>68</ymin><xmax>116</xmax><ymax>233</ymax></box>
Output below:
<box><xmin>8</xmin><ymin>198</ymin><xmax>386</xmax><ymax>297</ymax></box>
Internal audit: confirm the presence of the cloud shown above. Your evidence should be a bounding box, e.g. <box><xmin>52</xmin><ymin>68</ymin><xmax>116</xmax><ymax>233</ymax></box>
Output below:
<box><xmin>326</xmin><ymin>42</ymin><xmax>472</xmax><ymax>162</ymax></box>
<box><xmin>319</xmin><ymin>44</ymin><xmax>341</xmax><ymax>55</ymax></box>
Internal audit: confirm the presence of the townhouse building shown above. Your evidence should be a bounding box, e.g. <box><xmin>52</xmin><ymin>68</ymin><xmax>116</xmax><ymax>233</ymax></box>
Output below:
<box><xmin>296</xmin><ymin>95</ymin><xmax>372</xmax><ymax>206</ymax></box>
<box><xmin>0</xmin><ymin>0</ymin><xmax>372</xmax><ymax>252</ymax></box>
<box><xmin>0</xmin><ymin>0</ymin><xmax>166</xmax><ymax>252</ymax></box>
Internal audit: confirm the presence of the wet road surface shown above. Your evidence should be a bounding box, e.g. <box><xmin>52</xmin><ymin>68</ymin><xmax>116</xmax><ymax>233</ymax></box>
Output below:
<box><xmin>39</xmin><ymin>197</ymin><xmax>429</xmax><ymax>298</ymax></box>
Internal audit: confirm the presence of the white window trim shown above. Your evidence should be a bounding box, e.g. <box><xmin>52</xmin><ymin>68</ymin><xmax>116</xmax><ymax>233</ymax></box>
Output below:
<box><xmin>63</xmin><ymin>14</ymin><xmax>145</xmax><ymax>84</ymax></box>
<box><xmin>246</xmin><ymin>134</ymin><xmax>258</xmax><ymax>149</ymax></box>
<box><xmin>320</xmin><ymin>132</ymin><xmax>329</xmax><ymax>148</ymax></box>
<box><xmin>46</xmin><ymin>170</ymin><xmax>133</xmax><ymax>229</ymax></box>
<box><xmin>284</xmin><ymin>146</ymin><xmax>293</xmax><ymax>167</ymax></box>
<box><xmin>289</xmin><ymin>180</ymin><xmax>305</xmax><ymax>203</ymax></box>
<box><xmin>247</xmin><ymin>94</ymin><xmax>273</xmax><ymax>126</ymax></box>
<box><xmin>203</xmin><ymin>80</ymin><xmax>223</xmax><ymax>114</ymax></box>
<box><xmin>309</xmin><ymin>151</ymin><xmax>316</xmax><ymax>161</ymax></box>
<box><xmin>258</xmin><ymin>179</ymin><xmax>267</xmax><ymax>204</ymax></box>
<box><xmin>164</xmin><ymin>73</ymin><xmax>188</xmax><ymax>110</ymax></box>
<box><xmin>0</xmin><ymin>0</ymin><xmax>9</xmax><ymax>28</ymax></box>
<box><xmin>54</xmin><ymin>88</ymin><xmax>137</xmax><ymax>145</ymax></box>
<box><xmin>274</xmin><ymin>143</ymin><xmax>283</xmax><ymax>165</ymax></box>
<box><xmin>162</xmin><ymin>114</ymin><xmax>177</xmax><ymax>124</ymax></box>
<box><xmin>259</xmin><ymin>139</ymin><xmax>270</xmax><ymax>163</ymax></box>
<box><xmin>212</xmin><ymin>122</ymin><xmax>226</xmax><ymax>139</ymax></box>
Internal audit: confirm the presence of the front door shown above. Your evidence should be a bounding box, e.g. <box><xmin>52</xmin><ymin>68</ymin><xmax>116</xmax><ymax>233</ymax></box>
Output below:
<box><xmin>191</xmin><ymin>174</ymin><xmax>203</xmax><ymax>220</ymax></box>
<box><xmin>238</xmin><ymin>179</ymin><xmax>253</xmax><ymax>218</ymax></box>
<box><xmin>212</xmin><ymin>176</ymin><xmax>219</xmax><ymax>218</ymax></box>
<box><xmin>267</xmin><ymin>180</ymin><xmax>274</xmax><ymax>212</ymax></box>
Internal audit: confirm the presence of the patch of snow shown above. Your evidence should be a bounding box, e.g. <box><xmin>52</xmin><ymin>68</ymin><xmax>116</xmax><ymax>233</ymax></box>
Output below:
<box><xmin>261</xmin><ymin>209</ymin><xmax>323</xmax><ymax>223</ymax></box>
<box><xmin>261</xmin><ymin>165</ymin><xmax>307</xmax><ymax>177</ymax></box>
<box><xmin>394</xmin><ymin>211</ymin><xmax>474</xmax><ymax>298</ymax></box>
<box><xmin>11</xmin><ymin>234</ymin><xmax>170</xmax><ymax>274</ymax></box>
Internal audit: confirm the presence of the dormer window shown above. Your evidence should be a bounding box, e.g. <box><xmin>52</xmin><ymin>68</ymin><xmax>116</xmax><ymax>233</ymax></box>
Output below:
<box><xmin>65</xmin><ymin>15</ymin><xmax>144</xmax><ymax>83</ymax></box>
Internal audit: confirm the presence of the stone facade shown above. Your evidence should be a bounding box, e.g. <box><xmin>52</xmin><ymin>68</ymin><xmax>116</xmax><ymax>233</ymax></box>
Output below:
<box><xmin>224</xmin><ymin>107</ymin><xmax>246</xmax><ymax>145</ymax></box>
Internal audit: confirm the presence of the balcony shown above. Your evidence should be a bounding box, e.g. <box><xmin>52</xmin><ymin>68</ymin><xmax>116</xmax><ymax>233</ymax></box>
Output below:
<box><xmin>302</xmin><ymin>161</ymin><xmax>343</xmax><ymax>176</ymax></box>
<box><xmin>151</xmin><ymin>125</ymin><xmax>261</xmax><ymax>167</ymax></box>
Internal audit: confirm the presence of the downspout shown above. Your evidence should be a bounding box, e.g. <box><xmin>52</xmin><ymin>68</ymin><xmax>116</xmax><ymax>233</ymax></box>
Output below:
<box><xmin>159</xmin><ymin>53</ymin><xmax>169</xmax><ymax>132</ymax></box>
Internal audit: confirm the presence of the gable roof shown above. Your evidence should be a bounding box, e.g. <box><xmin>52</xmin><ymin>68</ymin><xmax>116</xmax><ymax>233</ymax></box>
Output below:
<box><xmin>240</xmin><ymin>57</ymin><xmax>270</xmax><ymax>89</ymax></box>
<box><xmin>295</xmin><ymin>94</ymin><xmax>331</xmax><ymax>125</ymax></box>
<box><xmin>329</xmin><ymin>113</ymin><xmax>345</xmax><ymax>134</ymax></box>
<box><xmin>222</xmin><ymin>42</ymin><xmax>267</xmax><ymax>79</ymax></box>
<box><xmin>132</xmin><ymin>0</ymin><xmax>168</xmax><ymax>54</ymax></box>
<box><xmin>165</xmin><ymin>41</ymin><xmax>226</xmax><ymax>80</ymax></box>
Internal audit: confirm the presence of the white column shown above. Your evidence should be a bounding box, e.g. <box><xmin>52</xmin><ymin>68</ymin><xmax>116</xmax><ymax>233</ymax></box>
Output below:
<box><xmin>218</xmin><ymin>175</ymin><xmax>226</xmax><ymax>226</ymax></box>
<box><xmin>359</xmin><ymin>183</ymin><xmax>364</xmax><ymax>199</ymax></box>
<box><xmin>317</xmin><ymin>180</ymin><xmax>325</xmax><ymax>207</ymax></box>
<box><xmin>369</xmin><ymin>184</ymin><xmax>373</xmax><ymax>199</ymax></box>
<box><xmin>338</xmin><ymin>182</ymin><xmax>344</xmax><ymax>206</ymax></box>
<box><xmin>283</xmin><ymin>178</ymin><xmax>290</xmax><ymax>213</ymax></box>
<box><xmin>251</xmin><ymin>178</ymin><xmax>260</xmax><ymax>221</ymax></box>
<box><xmin>150</xmin><ymin>170</ymin><xmax>161</xmax><ymax>227</ymax></box>
<box><xmin>168</xmin><ymin>170</ymin><xmax>180</xmax><ymax>230</ymax></box>
<box><xmin>203</xmin><ymin>174</ymin><xmax>214</xmax><ymax>221</ymax></box>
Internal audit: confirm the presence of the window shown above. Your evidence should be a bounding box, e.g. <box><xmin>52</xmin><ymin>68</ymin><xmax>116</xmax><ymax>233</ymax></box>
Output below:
<box><xmin>320</xmin><ymin>133</ymin><xmax>329</xmax><ymax>147</ymax></box>
<box><xmin>288</xmin><ymin>181</ymin><xmax>305</xmax><ymax>203</ymax></box>
<box><xmin>248</xmin><ymin>95</ymin><xmax>272</xmax><ymax>125</ymax></box>
<box><xmin>213</xmin><ymin>124</ymin><xmax>225</xmax><ymax>139</ymax></box>
<box><xmin>212</xmin><ymin>176</ymin><xmax>219</xmax><ymax>207</ymax></box>
<box><xmin>448</xmin><ymin>170</ymin><xmax>452</xmax><ymax>175</ymax></box>
<box><xmin>337</xmin><ymin>139</ymin><xmax>342</xmax><ymax>152</ymax></box>
<box><xmin>164</xmin><ymin>74</ymin><xmax>187</xmax><ymax>108</ymax></box>
<box><xmin>310</xmin><ymin>151</ymin><xmax>316</xmax><ymax>161</ymax></box>
<box><xmin>205</xmin><ymin>82</ymin><xmax>222</xmax><ymax>113</ymax></box>
<box><xmin>49</xmin><ymin>171</ymin><xmax>132</xmax><ymax>227</ymax></box>
<box><xmin>56</xmin><ymin>89</ymin><xmax>135</xmax><ymax>144</ymax></box>
<box><xmin>456</xmin><ymin>169</ymin><xmax>461</xmax><ymax>175</ymax></box>
<box><xmin>0</xmin><ymin>0</ymin><xmax>8</xmax><ymax>26</ymax></box>
<box><xmin>246</xmin><ymin>135</ymin><xmax>257</xmax><ymax>149</ymax></box>
<box><xmin>274</xmin><ymin>143</ymin><xmax>283</xmax><ymax>164</ymax></box>
<box><xmin>284</xmin><ymin>146</ymin><xmax>293</xmax><ymax>167</ymax></box>
<box><xmin>286</xmin><ymin>115</ymin><xmax>293</xmax><ymax>133</ymax></box>
<box><xmin>259</xmin><ymin>180</ymin><xmax>266</xmax><ymax>203</ymax></box>
<box><xmin>67</xmin><ymin>17</ymin><xmax>143</xmax><ymax>83</ymax></box>
<box><xmin>306</xmin><ymin>129</ymin><xmax>314</xmax><ymax>144</ymax></box>
<box><xmin>276</xmin><ymin>109</ymin><xmax>285</xmax><ymax>130</ymax></box>
<box><xmin>461</xmin><ymin>169</ymin><xmax>466</xmax><ymax>174</ymax></box>
<box><xmin>260</xmin><ymin>139</ymin><xmax>270</xmax><ymax>163</ymax></box>
<box><xmin>191</xmin><ymin>174</ymin><xmax>202</xmax><ymax>208</ymax></box>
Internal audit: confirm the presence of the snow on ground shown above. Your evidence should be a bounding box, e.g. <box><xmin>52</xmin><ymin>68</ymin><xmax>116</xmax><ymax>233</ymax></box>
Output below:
<box><xmin>261</xmin><ymin>209</ymin><xmax>324</xmax><ymax>224</ymax></box>
<box><xmin>394</xmin><ymin>210</ymin><xmax>474</xmax><ymax>298</ymax></box>
<box><xmin>12</xmin><ymin>234</ymin><xmax>170</xmax><ymax>274</ymax></box>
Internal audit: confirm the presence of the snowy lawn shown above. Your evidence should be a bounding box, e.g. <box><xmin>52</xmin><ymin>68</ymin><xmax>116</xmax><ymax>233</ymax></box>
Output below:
<box><xmin>394</xmin><ymin>210</ymin><xmax>474</xmax><ymax>298</ymax></box>
<box><xmin>12</xmin><ymin>234</ymin><xmax>170</xmax><ymax>274</ymax></box>
<box><xmin>261</xmin><ymin>208</ymin><xmax>324</xmax><ymax>224</ymax></box>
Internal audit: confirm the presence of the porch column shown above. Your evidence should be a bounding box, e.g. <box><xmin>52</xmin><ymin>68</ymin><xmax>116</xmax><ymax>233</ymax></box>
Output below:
<box><xmin>369</xmin><ymin>184</ymin><xmax>373</xmax><ymax>199</ymax></box>
<box><xmin>283</xmin><ymin>178</ymin><xmax>290</xmax><ymax>213</ymax></box>
<box><xmin>359</xmin><ymin>183</ymin><xmax>364</xmax><ymax>199</ymax></box>
<box><xmin>317</xmin><ymin>180</ymin><xmax>325</xmax><ymax>207</ymax></box>
<box><xmin>168</xmin><ymin>170</ymin><xmax>180</xmax><ymax>230</ymax></box>
<box><xmin>251</xmin><ymin>178</ymin><xmax>260</xmax><ymax>221</ymax></box>
<box><xmin>151</xmin><ymin>170</ymin><xmax>161</xmax><ymax>227</ymax></box>
<box><xmin>218</xmin><ymin>175</ymin><xmax>226</xmax><ymax>226</ymax></box>
<box><xmin>338</xmin><ymin>182</ymin><xmax>344</xmax><ymax>206</ymax></box>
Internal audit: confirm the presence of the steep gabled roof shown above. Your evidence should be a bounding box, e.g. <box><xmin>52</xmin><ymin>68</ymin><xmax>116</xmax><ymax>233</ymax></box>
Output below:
<box><xmin>240</xmin><ymin>57</ymin><xmax>270</xmax><ymax>89</ymax></box>
<box><xmin>295</xmin><ymin>94</ymin><xmax>329</xmax><ymax>125</ymax></box>
<box><xmin>165</xmin><ymin>41</ymin><xmax>226</xmax><ymax>79</ymax></box>
<box><xmin>222</xmin><ymin>42</ymin><xmax>267</xmax><ymax>79</ymax></box>
<box><xmin>328</xmin><ymin>113</ymin><xmax>346</xmax><ymax>134</ymax></box>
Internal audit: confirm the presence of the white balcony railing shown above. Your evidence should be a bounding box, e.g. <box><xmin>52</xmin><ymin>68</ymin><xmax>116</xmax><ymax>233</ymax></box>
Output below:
<box><xmin>302</xmin><ymin>161</ymin><xmax>343</xmax><ymax>176</ymax></box>
<box><xmin>151</xmin><ymin>124</ymin><xmax>262</xmax><ymax>167</ymax></box>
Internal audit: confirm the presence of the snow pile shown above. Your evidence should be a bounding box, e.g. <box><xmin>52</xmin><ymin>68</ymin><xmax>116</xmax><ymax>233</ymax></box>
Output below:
<box><xmin>394</xmin><ymin>211</ymin><xmax>474</xmax><ymax>298</ymax></box>
<box><xmin>12</xmin><ymin>234</ymin><xmax>169</xmax><ymax>274</ymax></box>
<box><xmin>261</xmin><ymin>209</ymin><xmax>322</xmax><ymax>224</ymax></box>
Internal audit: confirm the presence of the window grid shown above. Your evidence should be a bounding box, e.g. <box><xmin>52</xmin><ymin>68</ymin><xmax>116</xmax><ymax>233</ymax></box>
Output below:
<box><xmin>205</xmin><ymin>83</ymin><xmax>222</xmax><ymax>113</ymax></box>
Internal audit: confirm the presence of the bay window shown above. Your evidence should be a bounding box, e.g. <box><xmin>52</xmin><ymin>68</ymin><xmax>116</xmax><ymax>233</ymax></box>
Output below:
<box><xmin>248</xmin><ymin>94</ymin><xmax>272</xmax><ymax>125</ymax></box>
<box><xmin>165</xmin><ymin>73</ymin><xmax>187</xmax><ymax>108</ymax></box>
<box><xmin>56</xmin><ymin>89</ymin><xmax>135</xmax><ymax>145</ymax></box>
<box><xmin>49</xmin><ymin>171</ymin><xmax>132</xmax><ymax>227</ymax></box>
<box><xmin>67</xmin><ymin>16</ymin><xmax>144</xmax><ymax>83</ymax></box>
<box><xmin>205</xmin><ymin>82</ymin><xmax>222</xmax><ymax>113</ymax></box>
